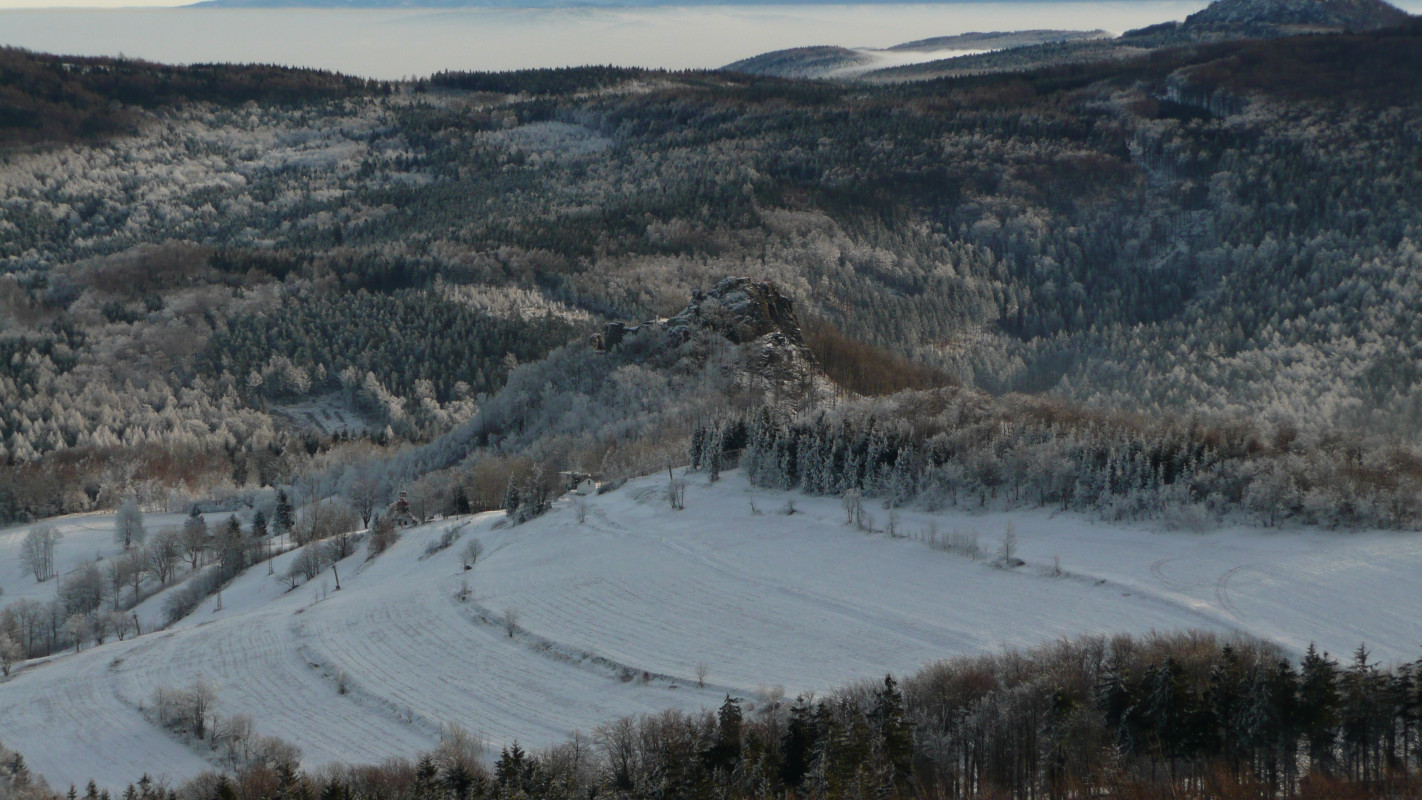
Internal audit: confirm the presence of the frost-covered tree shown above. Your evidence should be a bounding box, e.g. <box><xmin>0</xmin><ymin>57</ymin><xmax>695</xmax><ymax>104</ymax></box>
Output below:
<box><xmin>0</xmin><ymin>631</ymin><xmax>22</xmax><ymax>675</ymax></box>
<box><xmin>180</xmin><ymin>517</ymin><xmax>208</xmax><ymax>571</ymax></box>
<box><xmin>148</xmin><ymin>527</ymin><xmax>182</xmax><ymax>585</ymax></box>
<box><xmin>59</xmin><ymin>562</ymin><xmax>102</xmax><ymax>617</ymax></box>
<box><xmin>274</xmin><ymin>491</ymin><xmax>295</xmax><ymax>537</ymax></box>
<box><xmin>114</xmin><ymin>499</ymin><xmax>145</xmax><ymax>551</ymax></box>
<box><xmin>19</xmin><ymin>524</ymin><xmax>60</xmax><ymax>582</ymax></box>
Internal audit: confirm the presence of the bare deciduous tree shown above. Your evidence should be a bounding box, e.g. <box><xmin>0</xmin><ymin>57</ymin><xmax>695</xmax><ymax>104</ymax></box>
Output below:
<box><xmin>461</xmin><ymin>538</ymin><xmax>484</xmax><ymax>570</ymax></box>
<box><xmin>148</xmin><ymin>527</ymin><xmax>182</xmax><ymax>585</ymax></box>
<box><xmin>180</xmin><ymin>517</ymin><xmax>209</xmax><ymax>570</ymax></box>
<box><xmin>20</xmin><ymin>524</ymin><xmax>60</xmax><ymax>582</ymax></box>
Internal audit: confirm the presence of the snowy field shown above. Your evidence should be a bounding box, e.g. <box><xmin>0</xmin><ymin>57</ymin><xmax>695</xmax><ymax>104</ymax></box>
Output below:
<box><xmin>2</xmin><ymin>469</ymin><xmax>1421</xmax><ymax>790</ymax></box>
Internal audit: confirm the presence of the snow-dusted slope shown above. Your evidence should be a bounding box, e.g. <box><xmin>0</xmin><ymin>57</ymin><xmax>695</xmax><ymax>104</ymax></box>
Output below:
<box><xmin>0</xmin><ymin>511</ymin><xmax>190</xmax><ymax>630</ymax></box>
<box><xmin>3</xmin><ymin>469</ymin><xmax>1421</xmax><ymax>791</ymax></box>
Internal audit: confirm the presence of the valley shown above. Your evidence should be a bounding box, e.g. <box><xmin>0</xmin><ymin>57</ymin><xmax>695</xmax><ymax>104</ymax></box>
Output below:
<box><xmin>4</xmin><ymin>471</ymin><xmax>1420</xmax><ymax>788</ymax></box>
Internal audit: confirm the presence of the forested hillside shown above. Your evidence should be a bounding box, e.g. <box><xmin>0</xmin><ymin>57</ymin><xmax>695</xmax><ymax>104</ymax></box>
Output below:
<box><xmin>4</xmin><ymin>18</ymin><xmax>1422</xmax><ymax>799</ymax></box>
<box><xmin>4</xmin><ymin>24</ymin><xmax>1422</xmax><ymax>525</ymax></box>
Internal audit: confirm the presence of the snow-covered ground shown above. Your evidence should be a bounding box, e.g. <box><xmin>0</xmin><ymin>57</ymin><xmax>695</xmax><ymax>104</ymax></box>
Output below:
<box><xmin>2</xmin><ymin>469</ymin><xmax>1421</xmax><ymax>791</ymax></box>
<box><xmin>0</xmin><ymin>511</ymin><xmax>189</xmax><ymax>630</ymax></box>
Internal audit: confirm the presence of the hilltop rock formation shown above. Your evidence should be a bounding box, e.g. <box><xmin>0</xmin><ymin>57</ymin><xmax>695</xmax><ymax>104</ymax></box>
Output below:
<box><xmin>598</xmin><ymin>277</ymin><xmax>805</xmax><ymax>352</ymax></box>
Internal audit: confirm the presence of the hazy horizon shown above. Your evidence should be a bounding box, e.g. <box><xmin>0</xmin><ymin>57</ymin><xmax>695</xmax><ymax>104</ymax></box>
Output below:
<box><xmin>2</xmin><ymin>0</ymin><xmax>1419</xmax><ymax>81</ymax></box>
<box><xmin>0</xmin><ymin>2</ymin><xmax>1216</xmax><ymax>79</ymax></box>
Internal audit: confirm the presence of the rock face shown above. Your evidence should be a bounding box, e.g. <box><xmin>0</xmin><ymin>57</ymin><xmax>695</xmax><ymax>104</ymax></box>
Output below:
<box><xmin>667</xmin><ymin>277</ymin><xmax>804</xmax><ymax>346</ymax></box>
<box><xmin>596</xmin><ymin>277</ymin><xmax>804</xmax><ymax>352</ymax></box>
<box><xmin>593</xmin><ymin>277</ymin><xmax>819</xmax><ymax>401</ymax></box>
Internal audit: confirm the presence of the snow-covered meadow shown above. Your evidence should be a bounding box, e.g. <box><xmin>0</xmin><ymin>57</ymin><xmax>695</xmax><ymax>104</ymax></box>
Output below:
<box><xmin>2</xmin><ymin>468</ymin><xmax>1420</xmax><ymax>790</ymax></box>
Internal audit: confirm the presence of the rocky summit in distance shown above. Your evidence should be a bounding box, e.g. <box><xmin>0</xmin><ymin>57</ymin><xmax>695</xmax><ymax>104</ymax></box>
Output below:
<box><xmin>1126</xmin><ymin>0</ymin><xmax>1413</xmax><ymax>42</ymax></box>
<box><xmin>1186</xmin><ymin>0</ymin><xmax>1411</xmax><ymax>29</ymax></box>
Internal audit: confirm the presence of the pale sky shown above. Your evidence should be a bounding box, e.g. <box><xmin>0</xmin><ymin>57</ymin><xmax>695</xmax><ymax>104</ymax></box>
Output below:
<box><xmin>1</xmin><ymin>0</ymin><xmax>1418</xmax><ymax>79</ymax></box>
<box><xmin>4</xmin><ymin>0</ymin><xmax>1421</xmax><ymax>9</ymax></box>
<box><xmin>1</xmin><ymin>0</ymin><xmax>187</xmax><ymax>6</ymax></box>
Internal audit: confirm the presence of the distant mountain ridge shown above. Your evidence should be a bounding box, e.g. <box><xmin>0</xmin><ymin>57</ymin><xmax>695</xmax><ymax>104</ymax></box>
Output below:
<box><xmin>1183</xmin><ymin>0</ymin><xmax>1411</xmax><ymax>30</ymax></box>
<box><xmin>1117</xmin><ymin>0</ymin><xmax>1413</xmax><ymax>43</ymax></box>
<box><xmin>188</xmin><ymin>0</ymin><xmax>1053</xmax><ymax>7</ymax></box>
<box><xmin>723</xmin><ymin>30</ymin><xmax>1106</xmax><ymax>80</ymax></box>
<box><xmin>726</xmin><ymin>0</ymin><xmax>1415</xmax><ymax>83</ymax></box>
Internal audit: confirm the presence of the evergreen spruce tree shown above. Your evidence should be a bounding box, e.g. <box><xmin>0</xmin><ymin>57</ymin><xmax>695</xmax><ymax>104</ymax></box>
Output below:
<box><xmin>274</xmin><ymin>491</ymin><xmax>295</xmax><ymax>536</ymax></box>
<box><xmin>780</xmin><ymin>697</ymin><xmax>819</xmax><ymax>790</ymax></box>
<box><xmin>1300</xmin><ymin>643</ymin><xmax>1341</xmax><ymax>777</ymax></box>
<box><xmin>689</xmin><ymin>422</ymin><xmax>708</xmax><ymax>471</ymax></box>
<box><xmin>707</xmin><ymin>695</ymin><xmax>743</xmax><ymax>773</ymax></box>
<box><xmin>1340</xmin><ymin>644</ymin><xmax>1382</xmax><ymax>781</ymax></box>
<box><xmin>503</xmin><ymin>478</ymin><xmax>521</xmax><ymax>517</ymax></box>
<box><xmin>873</xmin><ymin>674</ymin><xmax>914</xmax><ymax>790</ymax></box>
<box><xmin>413</xmin><ymin>755</ymin><xmax>439</xmax><ymax>800</ymax></box>
<box><xmin>707</xmin><ymin>426</ymin><xmax>724</xmax><ymax>483</ymax></box>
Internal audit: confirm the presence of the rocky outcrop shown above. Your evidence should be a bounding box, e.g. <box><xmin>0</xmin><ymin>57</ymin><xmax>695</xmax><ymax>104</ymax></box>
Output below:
<box><xmin>591</xmin><ymin>277</ymin><xmax>819</xmax><ymax>402</ymax></box>
<box><xmin>666</xmin><ymin>277</ymin><xmax>803</xmax><ymax>346</ymax></box>
<box><xmin>594</xmin><ymin>277</ymin><xmax>805</xmax><ymax>352</ymax></box>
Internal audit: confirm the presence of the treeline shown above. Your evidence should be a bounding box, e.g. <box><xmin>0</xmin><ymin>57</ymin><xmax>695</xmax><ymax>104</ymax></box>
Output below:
<box><xmin>0</xmin><ymin>48</ymin><xmax>380</xmax><ymax>147</ymax></box>
<box><xmin>22</xmin><ymin>631</ymin><xmax>1422</xmax><ymax>800</ymax></box>
<box><xmin>427</xmin><ymin>66</ymin><xmax>655</xmax><ymax>97</ymax></box>
<box><xmin>695</xmin><ymin>388</ymin><xmax>1422</xmax><ymax>530</ymax></box>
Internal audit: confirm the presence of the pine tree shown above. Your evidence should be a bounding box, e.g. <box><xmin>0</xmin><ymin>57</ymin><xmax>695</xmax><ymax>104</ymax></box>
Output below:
<box><xmin>503</xmin><ymin>478</ymin><xmax>520</xmax><ymax>517</ymax></box>
<box><xmin>873</xmin><ymin>674</ymin><xmax>914</xmax><ymax>790</ymax></box>
<box><xmin>1300</xmin><ymin>643</ymin><xmax>1341</xmax><ymax>777</ymax></box>
<box><xmin>780</xmin><ymin>697</ymin><xmax>819</xmax><ymax>790</ymax></box>
<box><xmin>1340</xmin><ymin>644</ymin><xmax>1382</xmax><ymax>781</ymax></box>
<box><xmin>495</xmin><ymin>742</ymin><xmax>531</xmax><ymax>790</ymax></box>
<box><xmin>707</xmin><ymin>426</ymin><xmax>724</xmax><ymax>483</ymax></box>
<box><xmin>274</xmin><ymin>491</ymin><xmax>295</xmax><ymax>536</ymax></box>
<box><xmin>413</xmin><ymin>755</ymin><xmax>439</xmax><ymax>800</ymax></box>
<box><xmin>706</xmin><ymin>695</ymin><xmax>743</xmax><ymax>773</ymax></box>
<box><xmin>690</xmin><ymin>422</ymin><xmax>708</xmax><ymax>471</ymax></box>
<box><xmin>251</xmin><ymin>509</ymin><xmax>268</xmax><ymax>538</ymax></box>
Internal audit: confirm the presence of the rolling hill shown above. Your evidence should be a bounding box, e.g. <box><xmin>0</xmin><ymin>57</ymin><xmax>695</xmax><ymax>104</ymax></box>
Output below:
<box><xmin>3</xmin><ymin>469</ymin><xmax>1421</xmax><ymax>789</ymax></box>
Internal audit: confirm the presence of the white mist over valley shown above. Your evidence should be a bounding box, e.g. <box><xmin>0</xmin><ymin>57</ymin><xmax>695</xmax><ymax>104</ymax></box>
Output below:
<box><xmin>0</xmin><ymin>2</ymin><xmax>1225</xmax><ymax>78</ymax></box>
